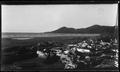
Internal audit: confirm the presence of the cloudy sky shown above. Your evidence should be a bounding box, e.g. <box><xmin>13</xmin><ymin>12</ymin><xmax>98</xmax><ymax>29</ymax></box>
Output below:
<box><xmin>2</xmin><ymin>4</ymin><xmax>118</xmax><ymax>33</ymax></box>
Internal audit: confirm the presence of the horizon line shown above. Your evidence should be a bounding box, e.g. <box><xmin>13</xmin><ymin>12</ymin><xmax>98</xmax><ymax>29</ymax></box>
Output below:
<box><xmin>2</xmin><ymin>24</ymin><xmax>115</xmax><ymax>33</ymax></box>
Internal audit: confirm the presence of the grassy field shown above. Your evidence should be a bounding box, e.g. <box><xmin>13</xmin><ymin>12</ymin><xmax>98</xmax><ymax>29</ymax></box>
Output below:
<box><xmin>1</xmin><ymin>33</ymin><xmax>117</xmax><ymax>71</ymax></box>
<box><xmin>2</xmin><ymin>33</ymin><xmax>100</xmax><ymax>48</ymax></box>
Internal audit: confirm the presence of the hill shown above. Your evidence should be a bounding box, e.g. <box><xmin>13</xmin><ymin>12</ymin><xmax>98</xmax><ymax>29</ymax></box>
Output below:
<box><xmin>50</xmin><ymin>25</ymin><xmax>115</xmax><ymax>34</ymax></box>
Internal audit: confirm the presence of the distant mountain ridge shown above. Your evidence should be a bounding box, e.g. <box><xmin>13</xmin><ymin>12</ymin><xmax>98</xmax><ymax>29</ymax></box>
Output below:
<box><xmin>49</xmin><ymin>25</ymin><xmax>115</xmax><ymax>34</ymax></box>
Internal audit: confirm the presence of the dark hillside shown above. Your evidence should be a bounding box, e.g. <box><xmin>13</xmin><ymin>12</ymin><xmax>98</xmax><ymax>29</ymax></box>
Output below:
<box><xmin>50</xmin><ymin>25</ymin><xmax>115</xmax><ymax>34</ymax></box>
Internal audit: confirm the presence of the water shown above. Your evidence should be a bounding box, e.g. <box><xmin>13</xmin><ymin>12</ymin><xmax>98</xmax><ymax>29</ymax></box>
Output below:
<box><xmin>12</xmin><ymin>38</ymin><xmax>33</xmax><ymax>40</ymax></box>
<box><xmin>2</xmin><ymin>33</ymin><xmax>100</xmax><ymax>38</ymax></box>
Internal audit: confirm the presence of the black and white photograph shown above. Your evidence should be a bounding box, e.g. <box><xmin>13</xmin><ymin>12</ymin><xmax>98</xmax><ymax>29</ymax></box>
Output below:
<box><xmin>1</xmin><ymin>2</ymin><xmax>119</xmax><ymax>71</ymax></box>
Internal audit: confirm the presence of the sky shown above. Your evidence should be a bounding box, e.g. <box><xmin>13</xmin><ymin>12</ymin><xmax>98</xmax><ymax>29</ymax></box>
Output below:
<box><xmin>2</xmin><ymin>4</ymin><xmax>118</xmax><ymax>33</ymax></box>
